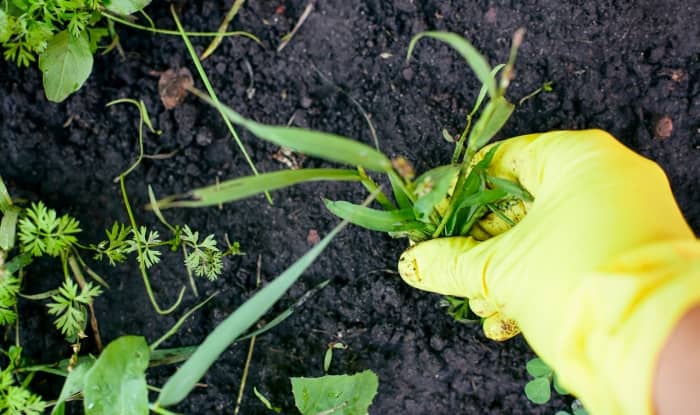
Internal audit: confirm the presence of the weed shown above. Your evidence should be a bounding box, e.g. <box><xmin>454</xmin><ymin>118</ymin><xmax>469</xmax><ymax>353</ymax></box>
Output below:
<box><xmin>524</xmin><ymin>357</ymin><xmax>589</xmax><ymax>415</ymax></box>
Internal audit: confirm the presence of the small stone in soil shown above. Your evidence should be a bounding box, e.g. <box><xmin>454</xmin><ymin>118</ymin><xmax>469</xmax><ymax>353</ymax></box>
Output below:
<box><xmin>654</xmin><ymin>115</ymin><xmax>673</xmax><ymax>139</ymax></box>
<box><xmin>307</xmin><ymin>229</ymin><xmax>320</xmax><ymax>245</ymax></box>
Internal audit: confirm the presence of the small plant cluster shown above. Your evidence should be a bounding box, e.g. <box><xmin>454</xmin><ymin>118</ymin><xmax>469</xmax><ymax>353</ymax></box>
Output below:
<box><xmin>1</xmin><ymin>190</ymin><xmax>236</xmax><ymax>341</ymax></box>
<box><xmin>524</xmin><ymin>358</ymin><xmax>589</xmax><ymax>414</ymax></box>
<box><xmin>0</xmin><ymin>0</ymin><xmax>152</xmax><ymax>101</ymax></box>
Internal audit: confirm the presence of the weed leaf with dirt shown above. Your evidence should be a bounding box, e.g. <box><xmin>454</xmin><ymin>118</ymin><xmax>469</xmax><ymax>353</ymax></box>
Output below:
<box><xmin>291</xmin><ymin>370</ymin><xmax>379</xmax><ymax>415</ymax></box>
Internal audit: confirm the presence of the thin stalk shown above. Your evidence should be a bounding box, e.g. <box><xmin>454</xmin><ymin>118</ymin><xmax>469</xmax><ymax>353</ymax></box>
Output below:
<box><xmin>101</xmin><ymin>11</ymin><xmax>261</xmax><ymax>42</ymax></box>
<box><xmin>234</xmin><ymin>256</ymin><xmax>261</xmax><ymax>414</ymax></box>
<box><xmin>67</xmin><ymin>255</ymin><xmax>103</xmax><ymax>352</ymax></box>
<box><xmin>200</xmin><ymin>0</ymin><xmax>247</xmax><ymax>60</ymax></box>
<box><xmin>171</xmin><ymin>7</ymin><xmax>272</xmax><ymax>204</ymax></box>
<box><xmin>150</xmin><ymin>292</ymin><xmax>218</xmax><ymax>351</ymax></box>
<box><xmin>107</xmin><ymin>99</ymin><xmax>146</xmax><ymax>182</ymax></box>
<box><xmin>119</xmin><ymin>176</ymin><xmax>185</xmax><ymax>315</ymax></box>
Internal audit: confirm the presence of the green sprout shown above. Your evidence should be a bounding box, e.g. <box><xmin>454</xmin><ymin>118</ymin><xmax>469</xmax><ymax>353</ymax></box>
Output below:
<box><xmin>524</xmin><ymin>357</ymin><xmax>568</xmax><ymax>405</ymax></box>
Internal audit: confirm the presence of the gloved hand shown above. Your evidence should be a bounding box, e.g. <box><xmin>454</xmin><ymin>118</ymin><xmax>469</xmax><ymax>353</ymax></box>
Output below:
<box><xmin>398</xmin><ymin>130</ymin><xmax>700</xmax><ymax>415</ymax></box>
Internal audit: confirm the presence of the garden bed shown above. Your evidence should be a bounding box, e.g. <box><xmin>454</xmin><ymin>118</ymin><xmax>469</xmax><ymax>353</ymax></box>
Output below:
<box><xmin>1</xmin><ymin>0</ymin><xmax>698</xmax><ymax>413</ymax></box>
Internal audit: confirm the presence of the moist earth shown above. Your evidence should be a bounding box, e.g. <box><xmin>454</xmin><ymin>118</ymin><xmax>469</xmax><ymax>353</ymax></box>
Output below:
<box><xmin>1</xmin><ymin>0</ymin><xmax>699</xmax><ymax>414</ymax></box>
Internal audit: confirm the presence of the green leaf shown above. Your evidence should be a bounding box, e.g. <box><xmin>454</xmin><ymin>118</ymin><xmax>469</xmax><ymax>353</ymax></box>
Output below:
<box><xmin>407</xmin><ymin>31</ymin><xmax>497</xmax><ymax>99</ymax></box>
<box><xmin>155</xmin><ymin>169</ymin><xmax>360</xmax><ymax>209</ymax></box>
<box><xmin>388</xmin><ymin>171</ymin><xmax>413</xmax><ymax>209</ymax></box>
<box><xmin>38</xmin><ymin>30</ymin><xmax>93</xmax><ymax>102</ymax></box>
<box><xmin>467</xmin><ymin>96</ymin><xmax>514</xmax><ymax>152</ymax></box>
<box><xmin>104</xmin><ymin>0</ymin><xmax>152</xmax><ymax>15</ymax></box>
<box><xmin>0</xmin><ymin>207</ymin><xmax>19</xmax><ymax>250</ymax></box>
<box><xmin>487</xmin><ymin>175</ymin><xmax>533</xmax><ymax>202</ymax></box>
<box><xmin>0</xmin><ymin>177</ymin><xmax>11</xmax><ymax>213</ymax></box>
<box><xmin>157</xmin><ymin>221</ymin><xmax>348</xmax><ymax>407</ymax></box>
<box><xmin>552</xmin><ymin>374</ymin><xmax>568</xmax><ymax>395</ymax></box>
<box><xmin>253</xmin><ymin>387</ymin><xmax>281</xmax><ymax>413</ymax></box>
<box><xmin>526</xmin><ymin>358</ymin><xmax>553</xmax><ymax>377</ymax></box>
<box><xmin>83</xmin><ymin>336</ymin><xmax>149</xmax><ymax>415</ymax></box>
<box><xmin>51</xmin><ymin>361</ymin><xmax>94</xmax><ymax>415</ymax></box>
<box><xmin>413</xmin><ymin>165</ymin><xmax>459</xmax><ymax>223</ymax></box>
<box><xmin>291</xmin><ymin>370</ymin><xmax>379</xmax><ymax>415</ymax></box>
<box><xmin>524</xmin><ymin>377</ymin><xmax>551</xmax><ymax>404</ymax></box>
<box><xmin>194</xmin><ymin>94</ymin><xmax>392</xmax><ymax>172</ymax></box>
<box><xmin>555</xmin><ymin>412</ymin><xmax>571</xmax><ymax>415</ymax></box>
<box><xmin>324</xmin><ymin>200</ymin><xmax>425</xmax><ymax>233</ymax></box>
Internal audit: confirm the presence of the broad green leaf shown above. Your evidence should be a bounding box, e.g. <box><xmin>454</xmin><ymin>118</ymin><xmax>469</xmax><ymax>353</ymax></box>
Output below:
<box><xmin>553</xmin><ymin>374</ymin><xmax>568</xmax><ymax>395</ymax></box>
<box><xmin>39</xmin><ymin>30</ymin><xmax>93</xmax><ymax>102</ymax></box>
<box><xmin>51</xmin><ymin>361</ymin><xmax>94</xmax><ymax>415</ymax></box>
<box><xmin>157</xmin><ymin>221</ymin><xmax>348</xmax><ymax>407</ymax></box>
<box><xmin>104</xmin><ymin>0</ymin><xmax>151</xmax><ymax>15</ymax></box>
<box><xmin>524</xmin><ymin>377</ymin><xmax>551</xmax><ymax>404</ymax></box>
<box><xmin>0</xmin><ymin>176</ymin><xmax>12</xmax><ymax>212</ymax></box>
<box><xmin>291</xmin><ymin>370</ymin><xmax>379</xmax><ymax>415</ymax></box>
<box><xmin>555</xmin><ymin>412</ymin><xmax>571</xmax><ymax>415</ymax></box>
<box><xmin>195</xmin><ymin>94</ymin><xmax>392</xmax><ymax>172</ymax></box>
<box><xmin>413</xmin><ymin>165</ymin><xmax>459</xmax><ymax>223</ymax></box>
<box><xmin>83</xmin><ymin>336</ymin><xmax>149</xmax><ymax>415</ymax></box>
<box><xmin>155</xmin><ymin>169</ymin><xmax>361</xmax><ymax>209</ymax></box>
<box><xmin>487</xmin><ymin>175</ymin><xmax>534</xmax><ymax>202</ymax></box>
<box><xmin>0</xmin><ymin>206</ymin><xmax>19</xmax><ymax>250</ymax></box>
<box><xmin>324</xmin><ymin>200</ymin><xmax>425</xmax><ymax>233</ymax></box>
<box><xmin>526</xmin><ymin>358</ymin><xmax>552</xmax><ymax>377</ymax></box>
<box><xmin>467</xmin><ymin>96</ymin><xmax>514</xmax><ymax>152</ymax></box>
<box><xmin>407</xmin><ymin>32</ymin><xmax>496</xmax><ymax>99</ymax></box>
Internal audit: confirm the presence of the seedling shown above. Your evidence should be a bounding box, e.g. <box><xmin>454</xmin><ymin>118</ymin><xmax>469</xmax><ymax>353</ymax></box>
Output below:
<box><xmin>1</xmin><ymin>0</ymin><xmax>259</xmax><ymax>102</ymax></box>
<box><xmin>154</xmin><ymin>30</ymin><xmax>533</xmax><ymax>328</ymax></box>
<box><xmin>524</xmin><ymin>357</ymin><xmax>568</xmax><ymax>404</ymax></box>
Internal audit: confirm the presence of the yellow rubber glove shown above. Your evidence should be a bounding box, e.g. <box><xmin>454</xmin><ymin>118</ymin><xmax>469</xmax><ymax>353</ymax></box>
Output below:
<box><xmin>398</xmin><ymin>129</ymin><xmax>700</xmax><ymax>415</ymax></box>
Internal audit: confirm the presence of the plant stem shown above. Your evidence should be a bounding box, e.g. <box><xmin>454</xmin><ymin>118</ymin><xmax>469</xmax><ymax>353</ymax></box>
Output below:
<box><xmin>171</xmin><ymin>7</ymin><xmax>272</xmax><ymax>204</ymax></box>
<box><xmin>119</xmin><ymin>176</ymin><xmax>184</xmax><ymax>315</ymax></box>
<box><xmin>101</xmin><ymin>11</ymin><xmax>261</xmax><ymax>42</ymax></box>
<box><xmin>200</xmin><ymin>0</ymin><xmax>247</xmax><ymax>60</ymax></box>
<box><xmin>150</xmin><ymin>292</ymin><xmax>218</xmax><ymax>351</ymax></box>
<box><xmin>67</xmin><ymin>255</ymin><xmax>103</xmax><ymax>352</ymax></box>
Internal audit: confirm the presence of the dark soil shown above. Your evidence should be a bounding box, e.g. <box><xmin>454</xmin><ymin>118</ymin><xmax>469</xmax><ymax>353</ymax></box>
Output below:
<box><xmin>2</xmin><ymin>0</ymin><xmax>699</xmax><ymax>413</ymax></box>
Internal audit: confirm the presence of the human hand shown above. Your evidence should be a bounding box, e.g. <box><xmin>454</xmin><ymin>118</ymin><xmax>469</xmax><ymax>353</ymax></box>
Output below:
<box><xmin>398</xmin><ymin>129</ymin><xmax>700</xmax><ymax>414</ymax></box>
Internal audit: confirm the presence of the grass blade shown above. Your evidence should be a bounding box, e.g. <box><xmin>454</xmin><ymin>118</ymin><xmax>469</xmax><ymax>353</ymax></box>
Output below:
<box><xmin>171</xmin><ymin>7</ymin><xmax>271</xmax><ymax>203</ymax></box>
<box><xmin>153</xmin><ymin>168</ymin><xmax>361</xmax><ymax>209</ymax></box>
<box><xmin>188</xmin><ymin>88</ymin><xmax>392</xmax><ymax>172</ymax></box>
<box><xmin>486</xmin><ymin>175</ymin><xmax>534</xmax><ymax>202</ymax></box>
<box><xmin>157</xmin><ymin>220</ymin><xmax>349</xmax><ymax>407</ymax></box>
<box><xmin>407</xmin><ymin>31</ymin><xmax>496</xmax><ymax>99</ymax></box>
<box><xmin>0</xmin><ymin>207</ymin><xmax>19</xmax><ymax>250</ymax></box>
<box><xmin>467</xmin><ymin>96</ymin><xmax>514</xmax><ymax>153</ymax></box>
<box><xmin>324</xmin><ymin>200</ymin><xmax>425</xmax><ymax>232</ymax></box>
<box><xmin>0</xmin><ymin>177</ymin><xmax>11</xmax><ymax>213</ymax></box>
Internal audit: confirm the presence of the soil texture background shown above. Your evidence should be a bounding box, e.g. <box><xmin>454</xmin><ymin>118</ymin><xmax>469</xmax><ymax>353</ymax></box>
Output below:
<box><xmin>1</xmin><ymin>0</ymin><xmax>699</xmax><ymax>414</ymax></box>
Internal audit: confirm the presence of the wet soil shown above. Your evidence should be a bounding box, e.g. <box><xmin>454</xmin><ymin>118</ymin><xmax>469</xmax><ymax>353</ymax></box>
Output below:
<box><xmin>1</xmin><ymin>0</ymin><xmax>699</xmax><ymax>413</ymax></box>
